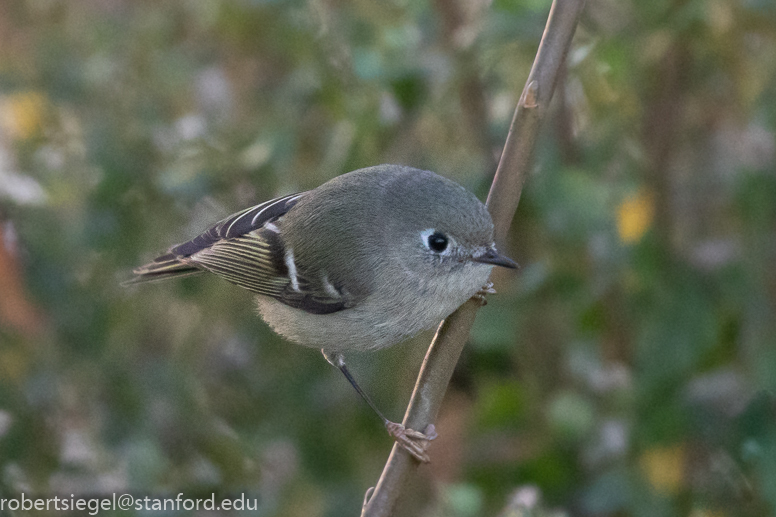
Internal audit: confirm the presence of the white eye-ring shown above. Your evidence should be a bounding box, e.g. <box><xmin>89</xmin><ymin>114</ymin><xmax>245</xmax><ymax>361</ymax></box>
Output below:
<box><xmin>421</xmin><ymin>228</ymin><xmax>452</xmax><ymax>254</ymax></box>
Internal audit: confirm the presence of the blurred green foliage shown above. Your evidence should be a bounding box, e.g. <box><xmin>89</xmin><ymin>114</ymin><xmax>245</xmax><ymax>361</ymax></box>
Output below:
<box><xmin>1</xmin><ymin>0</ymin><xmax>775</xmax><ymax>515</ymax></box>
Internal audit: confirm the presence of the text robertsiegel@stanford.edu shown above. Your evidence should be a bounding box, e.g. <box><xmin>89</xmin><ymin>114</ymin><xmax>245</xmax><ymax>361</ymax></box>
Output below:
<box><xmin>0</xmin><ymin>492</ymin><xmax>260</xmax><ymax>514</ymax></box>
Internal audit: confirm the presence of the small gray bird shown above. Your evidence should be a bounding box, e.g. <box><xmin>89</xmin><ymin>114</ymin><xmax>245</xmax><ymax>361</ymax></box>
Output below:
<box><xmin>126</xmin><ymin>164</ymin><xmax>516</xmax><ymax>462</ymax></box>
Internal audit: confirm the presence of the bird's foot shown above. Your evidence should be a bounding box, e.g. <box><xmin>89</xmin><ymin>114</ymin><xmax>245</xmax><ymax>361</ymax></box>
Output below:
<box><xmin>471</xmin><ymin>281</ymin><xmax>496</xmax><ymax>306</ymax></box>
<box><xmin>385</xmin><ymin>422</ymin><xmax>437</xmax><ymax>463</ymax></box>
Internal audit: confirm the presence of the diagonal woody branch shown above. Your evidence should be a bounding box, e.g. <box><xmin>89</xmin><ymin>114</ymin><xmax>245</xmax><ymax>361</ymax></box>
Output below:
<box><xmin>361</xmin><ymin>1</ymin><xmax>586</xmax><ymax>515</ymax></box>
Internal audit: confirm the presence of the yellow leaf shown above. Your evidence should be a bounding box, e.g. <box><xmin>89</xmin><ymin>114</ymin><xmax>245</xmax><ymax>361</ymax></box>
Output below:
<box><xmin>616</xmin><ymin>189</ymin><xmax>654</xmax><ymax>244</ymax></box>
<box><xmin>640</xmin><ymin>444</ymin><xmax>685</xmax><ymax>494</ymax></box>
<box><xmin>0</xmin><ymin>92</ymin><xmax>47</xmax><ymax>140</ymax></box>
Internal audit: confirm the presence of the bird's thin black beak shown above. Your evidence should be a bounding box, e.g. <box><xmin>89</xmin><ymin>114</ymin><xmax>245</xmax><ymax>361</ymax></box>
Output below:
<box><xmin>472</xmin><ymin>247</ymin><xmax>518</xmax><ymax>269</ymax></box>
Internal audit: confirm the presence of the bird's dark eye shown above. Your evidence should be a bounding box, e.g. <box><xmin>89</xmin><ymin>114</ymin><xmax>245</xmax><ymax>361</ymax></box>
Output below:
<box><xmin>427</xmin><ymin>232</ymin><xmax>449</xmax><ymax>253</ymax></box>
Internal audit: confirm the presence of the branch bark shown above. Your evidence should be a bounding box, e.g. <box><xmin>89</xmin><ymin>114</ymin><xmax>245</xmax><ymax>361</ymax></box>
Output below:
<box><xmin>361</xmin><ymin>1</ymin><xmax>586</xmax><ymax>515</ymax></box>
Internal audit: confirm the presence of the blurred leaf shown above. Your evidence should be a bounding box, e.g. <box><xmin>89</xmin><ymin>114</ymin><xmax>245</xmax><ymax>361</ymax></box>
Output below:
<box><xmin>616</xmin><ymin>189</ymin><xmax>654</xmax><ymax>244</ymax></box>
<box><xmin>0</xmin><ymin>91</ymin><xmax>48</xmax><ymax>140</ymax></box>
<box><xmin>476</xmin><ymin>379</ymin><xmax>527</xmax><ymax>430</ymax></box>
<box><xmin>639</xmin><ymin>444</ymin><xmax>687</xmax><ymax>495</ymax></box>
<box><xmin>547</xmin><ymin>390</ymin><xmax>596</xmax><ymax>443</ymax></box>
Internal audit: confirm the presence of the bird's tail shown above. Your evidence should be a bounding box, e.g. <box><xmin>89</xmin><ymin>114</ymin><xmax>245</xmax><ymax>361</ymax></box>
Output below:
<box><xmin>122</xmin><ymin>253</ymin><xmax>203</xmax><ymax>286</ymax></box>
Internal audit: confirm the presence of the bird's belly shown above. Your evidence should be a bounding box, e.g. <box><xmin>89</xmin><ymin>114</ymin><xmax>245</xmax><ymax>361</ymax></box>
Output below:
<box><xmin>255</xmin><ymin>264</ymin><xmax>491</xmax><ymax>353</ymax></box>
<box><xmin>256</xmin><ymin>296</ymin><xmax>419</xmax><ymax>351</ymax></box>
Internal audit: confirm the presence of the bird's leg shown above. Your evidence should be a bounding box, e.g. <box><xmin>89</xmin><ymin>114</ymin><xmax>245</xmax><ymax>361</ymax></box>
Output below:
<box><xmin>472</xmin><ymin>280</ymin><xmax>496</xmax><ymax>306</ymax></box>
<box><xmin>322</xmin><ymin>350</ymin><xmax>437</xmax><ymax>463</ymax></box>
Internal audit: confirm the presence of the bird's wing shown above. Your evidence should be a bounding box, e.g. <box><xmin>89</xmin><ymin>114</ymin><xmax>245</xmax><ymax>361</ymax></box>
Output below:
<box><xmin>127</xmin><ymin>192</ymin><xmax>352</xmax><ymax>315</ymax></box>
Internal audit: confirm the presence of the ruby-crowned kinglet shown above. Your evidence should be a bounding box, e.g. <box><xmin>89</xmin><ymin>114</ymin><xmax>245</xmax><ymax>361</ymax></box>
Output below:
<box><xmin>127</xmin><ymin>164</ymin><xmax>516</xmax><ymax>462</ymax></box>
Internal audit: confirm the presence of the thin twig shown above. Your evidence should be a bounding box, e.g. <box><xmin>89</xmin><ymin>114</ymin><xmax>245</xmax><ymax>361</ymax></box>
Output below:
<box><xmin>361</xmin><ymin>1</ymin><xmax>586</xmax><ymax>515</ymax></box>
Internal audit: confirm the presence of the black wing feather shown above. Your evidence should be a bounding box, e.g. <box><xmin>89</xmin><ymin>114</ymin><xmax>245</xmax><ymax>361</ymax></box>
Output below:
<box><xmin>170</xmin><ymin>193</ymin><xmax>303</xmax><ymax>257</ymax></box>
<box><xmin>127</xmin><ymin>192</ymin><xmax>352</xmax><ymax>315</ymax></box>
